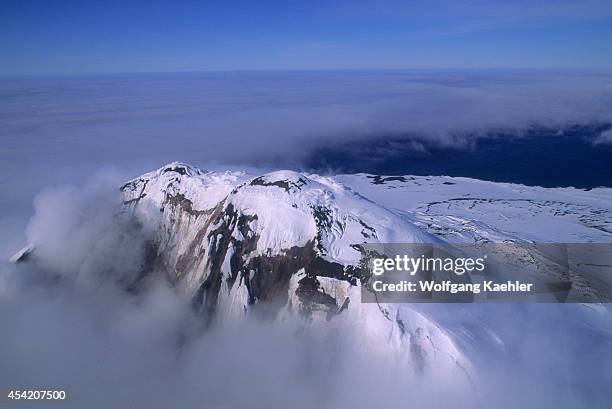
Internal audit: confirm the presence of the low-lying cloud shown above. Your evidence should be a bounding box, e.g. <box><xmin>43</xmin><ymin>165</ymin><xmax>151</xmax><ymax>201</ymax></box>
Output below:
<box><xmin>22</xmin><ymin>171</ymin><xmax>152</xmax><ymax>287</ymax></box>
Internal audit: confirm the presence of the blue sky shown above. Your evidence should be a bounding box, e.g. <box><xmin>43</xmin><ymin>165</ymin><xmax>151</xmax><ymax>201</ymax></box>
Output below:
<box><xmin>1</xmin><ymin>0</ymin><xmax>612</xmax><ymax>75</ymax></box>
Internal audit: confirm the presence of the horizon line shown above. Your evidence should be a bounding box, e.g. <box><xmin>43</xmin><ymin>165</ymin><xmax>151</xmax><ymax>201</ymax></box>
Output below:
<box><xmin>2</xmin><ymin>67</ymin><xmax>612</xmax><ymax>80</ymax></box>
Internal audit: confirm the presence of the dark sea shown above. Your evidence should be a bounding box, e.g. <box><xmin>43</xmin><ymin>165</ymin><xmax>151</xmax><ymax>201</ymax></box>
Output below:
<box><xmin>305</xmin><ymin>125</ymin><xmax>612</xmax><ymax>189</ymax></box>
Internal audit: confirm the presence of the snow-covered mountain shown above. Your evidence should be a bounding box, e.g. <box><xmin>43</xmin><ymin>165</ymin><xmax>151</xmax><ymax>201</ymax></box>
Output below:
<box><xmin>12</xmin><ymin>162</ymin><xmax>612</xmax><ymax>384</ymax></box>
<box><xmin>118</xmin><ymin>162</ymin><xmax>471</xmax><ymax>380</ymax></box>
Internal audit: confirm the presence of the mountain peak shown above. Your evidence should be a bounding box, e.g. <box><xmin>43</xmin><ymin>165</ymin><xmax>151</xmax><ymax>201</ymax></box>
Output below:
<box><xmin>249</xmin><ymin>170</ymin><xmax>311</xmax><ymax>193</ymax></box>
<box><xmin>158</xmin><ymin>161</ymin><xmax>205</xmax><ymax>177</ymax></box>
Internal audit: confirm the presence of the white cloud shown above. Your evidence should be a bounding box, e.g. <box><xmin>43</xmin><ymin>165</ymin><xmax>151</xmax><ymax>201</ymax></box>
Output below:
<box><xmin>595</xmin><ymin>128</ymin><xmax>612</xmax><ymax>145</ymax></box>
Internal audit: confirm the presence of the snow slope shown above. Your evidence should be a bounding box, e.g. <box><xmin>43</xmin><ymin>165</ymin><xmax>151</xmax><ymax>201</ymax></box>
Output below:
<box><xmin>338</xmin><ymin>174</ymin><xmax>612</xmax><ymax>244</ymax></box>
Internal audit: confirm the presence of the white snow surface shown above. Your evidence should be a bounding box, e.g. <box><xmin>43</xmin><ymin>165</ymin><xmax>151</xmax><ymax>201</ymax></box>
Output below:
<box><xmin>337</xmin><ymin>173</ymin><xmax>612</xmax><ymax>243</ymax></box>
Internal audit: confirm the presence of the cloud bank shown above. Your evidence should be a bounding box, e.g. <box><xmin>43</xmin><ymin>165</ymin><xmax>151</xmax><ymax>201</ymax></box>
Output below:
<box><xmin>2</xmin><ymin>71</ymin><xmax>612</xmax><ymax>170</ymax></box>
